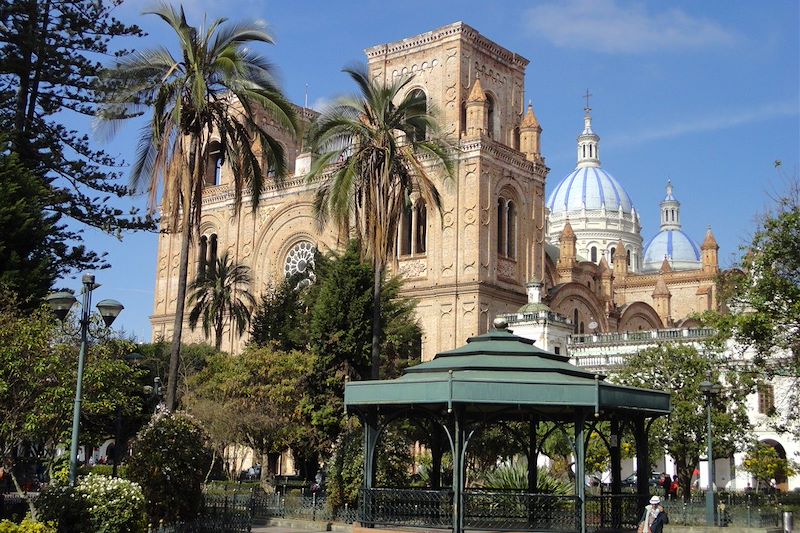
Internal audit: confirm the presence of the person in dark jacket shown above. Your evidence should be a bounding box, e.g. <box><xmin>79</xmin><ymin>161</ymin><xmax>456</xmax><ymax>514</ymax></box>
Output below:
<box><xmin>640</xmin><ymin>495</ymin><xmax>669</xmax><ymax>533</ymax></box>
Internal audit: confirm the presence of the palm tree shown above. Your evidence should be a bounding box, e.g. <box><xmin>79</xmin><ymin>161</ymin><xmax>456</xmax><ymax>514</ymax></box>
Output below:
<box><xmin>99</xmin><ymin>5</ymin><xmax>296</xmax><ymax>409</ymax></box>
<box><xmin>188</xmin><ymin>252</ymin><xmax>255</xmax><ymax>351</ymax></box>
<box><xmin>305</xmin><ymin>66</ymin><xmax>453</xmax><ymax>379</ymax></box>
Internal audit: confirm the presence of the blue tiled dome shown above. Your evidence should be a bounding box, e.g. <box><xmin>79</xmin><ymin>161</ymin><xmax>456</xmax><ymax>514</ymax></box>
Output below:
<box><xmin>547</xmin><ymin>167</ymin><xmax>634</xmax><ymax>215</ymax></box>
<box><xmin>642</xmin><ymin>229</ymin><xmax>701</xmax><ymax>271</ymax></box>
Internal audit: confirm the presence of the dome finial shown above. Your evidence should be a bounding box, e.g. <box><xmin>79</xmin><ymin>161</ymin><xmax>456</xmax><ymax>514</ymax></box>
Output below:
<box><xmin>577</xmin><ymin>89</ymin><xmax>600</xmax><ymax>168</ymax></box>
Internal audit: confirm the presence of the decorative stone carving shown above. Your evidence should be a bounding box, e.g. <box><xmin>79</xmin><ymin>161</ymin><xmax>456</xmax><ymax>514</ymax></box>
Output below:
<box><xmin>497</xmin><ymin>257</ymin><xmax>517</xmax><ymax>280</ymax></box>
<box><xmin>464</xmin><ymin>207</ymin><xmax>476</xmax><ymax>226</ymax></box>
<box><xmin>398</xmin><ymin>258</ymin><xmax>427</xmax><ymax>279</ymax></box>
<box><xmin>442</xmin><ymin>209</ymin><xmax>455</xmax><ymax>229</ymax></box>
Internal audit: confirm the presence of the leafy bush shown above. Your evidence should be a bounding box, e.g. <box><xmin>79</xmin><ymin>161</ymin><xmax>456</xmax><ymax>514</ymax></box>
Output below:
<box><xmin>478</xmin><ymin>458</ymin><xmax>572</xmax><ymax>495</ymax></box>
<box><xmin>126</xmin><ymin>412</ymin><xmax>213</xmax><ymax>524</ymax></box>
<box><xmin>36</xmin><ymin>474</ymin><xmax>146</xmax><ymax>532</ymax></box>
<box><xmin>0</xmin><ymin>518</ymin><xmax>56</xmax><ymax>533</ymax></box>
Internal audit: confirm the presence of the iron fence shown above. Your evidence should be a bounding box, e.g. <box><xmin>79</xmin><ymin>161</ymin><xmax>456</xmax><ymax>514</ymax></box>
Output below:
<box><xmin>250</xmin><ymin>492</ymin><xmax>358</xmax><ymax>523</ymax></box>
<box><xmin>464</xmin><ymin>489</ymin><xmax>580</xmax><ymax>531</ymax></box>
<box><xmin>0</xmin><ymin>493</ymin><xmax>30</xmax><ymax>521</ymax></box>
<box><xmin>359</xmin><ymin>488</ymin><xmax>453</xmax><ymax>528</ymax></box>
<box><xmin>663</xmin><ymin>496</ymin><xmax>784</xmax><ymax>528</ymax></box>
<box><xmin>585</xmin><ymin>494</ymin><xmax>641</xmax><ymax>532</ymax></box>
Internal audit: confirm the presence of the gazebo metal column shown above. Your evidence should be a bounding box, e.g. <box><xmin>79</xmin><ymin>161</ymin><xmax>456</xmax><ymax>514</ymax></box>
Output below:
<box><xmin>574</xmin><ymin>411</ymin><xmax>587</xmax><ymax>533</ymax></box>
<box><xmin>527</xmin><ymin>415</ymin><xmax>538</xmax><ymax>492</ymax></box>
<box><xmin>452</xmin><ymin>407</ymin><xmax>466</xmax><ymax>533</ymax></box>
<box><xmin>610</xmin><ymin>418</ymin><xmax>623</xmax><ymax>529</ymax></box>
<box><xmin>634</xmin><ymin>417</ymin><xmax>651</xmax><ymax>508</ymax></box>
<box><xmin>362</xmin><ymin>413</ymin><xmax>379</xmax><ymax>524</ymax></box>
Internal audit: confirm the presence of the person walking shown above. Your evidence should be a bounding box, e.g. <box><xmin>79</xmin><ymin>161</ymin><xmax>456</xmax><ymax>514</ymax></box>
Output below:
<box><xmin>639</xmin><ymin>495</ymin><xmax>669</xmax><ymax>533</ymax></box>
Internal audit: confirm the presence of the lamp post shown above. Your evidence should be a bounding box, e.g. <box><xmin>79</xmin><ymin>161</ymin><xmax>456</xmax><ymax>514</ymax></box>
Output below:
<box><xmin>46</xmin><ymin>274</ymin><xmax>123</xmax><ymax>486</ymax></box>
<box><xmin>700</xmin><ymin>374</ymin><xmax>722</xmax><ymax>526</ymax></box>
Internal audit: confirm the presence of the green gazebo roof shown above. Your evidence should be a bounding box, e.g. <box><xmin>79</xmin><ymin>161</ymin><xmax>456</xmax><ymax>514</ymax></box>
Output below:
<box><xmin>344</xmin><ymin>323</ymin><xmax>670</xmax><ymax>418</ymax></box>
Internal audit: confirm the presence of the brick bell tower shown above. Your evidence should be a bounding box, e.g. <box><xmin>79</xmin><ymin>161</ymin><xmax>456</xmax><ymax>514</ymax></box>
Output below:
<box><xmin>365</xmin><ymin>22</ymin><xmax>549</xmax><ymax>358</ymax></box>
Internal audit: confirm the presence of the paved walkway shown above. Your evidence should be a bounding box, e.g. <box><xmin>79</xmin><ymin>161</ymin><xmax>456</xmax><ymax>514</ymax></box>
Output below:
<box><xmin>252</xmin><ymin>527</ymin><xmax>331</xmax><ymax>533</ymax></box>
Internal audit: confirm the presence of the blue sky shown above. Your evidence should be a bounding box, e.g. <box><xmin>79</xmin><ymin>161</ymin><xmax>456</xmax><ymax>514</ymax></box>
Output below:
<box><xmin>74</xmin><ymin>0</ymin><xmax>799</xmax><ymax>341</ymax></box>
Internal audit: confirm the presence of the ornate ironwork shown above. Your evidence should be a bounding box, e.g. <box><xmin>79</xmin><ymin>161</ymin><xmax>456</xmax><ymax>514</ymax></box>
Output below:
<box><xmin>250</xmin><ymin>493</ymin><xmax>358</xmax><ymax>523</ymax></box>
<box><xmin>463</xmin><ymin>489</ymin><xmax>580</xmax><ymax>531</ymax></box>
<box><xmin>585</xmin><ymin>494</ymin><xmax>640</xmax><ymax>532</ymax></box>
<box><xmin>359</xmin><ymin>488</ymin><xmax>453</xmax><ymax>528</ymax></box>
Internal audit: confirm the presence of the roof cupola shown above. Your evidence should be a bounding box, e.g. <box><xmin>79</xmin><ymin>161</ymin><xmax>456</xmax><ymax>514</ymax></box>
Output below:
<box><xmin>576</xmin><ymin>90</ymin><xmax>600</xmax><ymax>168</ymax></box>
<box><xmin>660</xmin><ymin>180</ymin><xmax>681</xmax><ymax>230</ymax></box>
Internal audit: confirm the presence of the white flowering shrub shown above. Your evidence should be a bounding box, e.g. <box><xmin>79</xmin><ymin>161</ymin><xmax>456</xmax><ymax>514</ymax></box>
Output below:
<box><xmin>36</xmin><ymin>474</ymin><xmax>146</xmax><ymax>532</ymax></box>
<box><xmin>126</xmin><ymin>411</ymin><xmax>212</xmax><ymax>524</ymax></box>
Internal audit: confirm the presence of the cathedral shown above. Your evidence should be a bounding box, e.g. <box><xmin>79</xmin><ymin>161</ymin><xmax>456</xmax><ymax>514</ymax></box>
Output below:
<box><xmin>150</xmin><ymin>21</ymin><xmax>720</xmax><ymax>359</ymax></box>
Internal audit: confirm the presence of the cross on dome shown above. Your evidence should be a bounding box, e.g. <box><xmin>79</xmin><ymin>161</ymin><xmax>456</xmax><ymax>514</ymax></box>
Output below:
<box><xmin>577</xmin><ymin>92</ymin><xmax>599</xmax><ymax>168</ymax></box>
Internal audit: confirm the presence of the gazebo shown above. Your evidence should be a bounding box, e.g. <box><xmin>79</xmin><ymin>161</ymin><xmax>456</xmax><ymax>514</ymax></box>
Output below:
<box><xmin>344</xmin><ymin>319</ymin><xmax>671</xmax><ymax>533</ymax></box>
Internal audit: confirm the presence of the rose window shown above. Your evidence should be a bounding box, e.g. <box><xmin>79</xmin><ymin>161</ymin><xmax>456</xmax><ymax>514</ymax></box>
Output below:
<box><xmin>284</xmin><ymin>241</ymin><xmax>316</xmax><ymax>285</ymax></box>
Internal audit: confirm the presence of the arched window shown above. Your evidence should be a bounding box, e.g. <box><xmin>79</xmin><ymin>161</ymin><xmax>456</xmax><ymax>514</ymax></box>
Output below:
<box><xmin>461</xmin><ymin>101</ymin><xmax>467</xmax><ymax>134</ymax></box>
<box><xmin>582</xmin><ymin>145</ymin><xmax>586</xmax><ymax>158</ymax></box>
<box><xmin>198</xmin><ymin>235</ymin><xmax>208</xmax><ymax>278</ymax></box>
<box><xmin>486</xmin><ymin>94</ymin><xmax>495</xmax><ymax>138</ymax></box>
<box><xmin>579</xmin><ymin>321</ymin><xmax>585</xmax><ymax>334</ymax></box>
<box><xmin>758</xmin><ymin>384</ymin><xmax>775</xmax><ymax>414</ymax></box>
<box><xmin>609</xmin><ymin>246</ymin><xmax>616</xmax><ymax>264</ymax></box>
<box><xmin>399</xmin><ymin>203</ymin><xmax>412</xmax><ymax>256</ymax></box>
<box><xmin>589</xmin><ymin>145</ymin><xmax>593</xmax><ymax>158</ymax></box>
<box><xmin>398</xmin><ymin>200</ymin><xmax>427</xmax><ymax>256</ymax></box>
<box><xmin>513</xmin><ymin>127</ymin><xmax>521</xmax><ymax>151</ymax></box>
<box><xmin>497</xmin><ymin>198</ymin><xmax>505</xmax><ymax>254</ymax></box>
<box><xmin>205</xmin><ymin>141</ymin><xmax>223</xmax><ymax>186</ymax></box>
<box><xmin>408</xmin><ymin>89</ymin><xmax>427</xmax><ymax>141</ymax></box>
<box><xmin>506</xmin><ymin>200</ymin><xmax>516</xmax><ymax>259</ymax></box>
<box><xmin>208</xmin><ymin>233</ymin><xmax>218</xmax><ymax>267</ymax></box>
<box><xmin>415</xmin><ymin>201</ymin><xmax>427</xmax><ymax>254</ymax></box>
<box><xmin>573</xmin><ymin>309</ymin><xmax>579</xmax><ymax>334</ymax></box>
<box><xmin>626</xmin><ymin>249</ymin><xmax>631</xmax><ymax>266</ymax></box>
<box><xmin>591</xmin><ymin>246</ymin><xmax>598</xmax><ymax>263</ymax></box>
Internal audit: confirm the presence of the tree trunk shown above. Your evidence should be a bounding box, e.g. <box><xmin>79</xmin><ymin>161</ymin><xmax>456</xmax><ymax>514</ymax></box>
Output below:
<box><xmin>676</xmin><ymin>457</ymin><xmax>694</xmax><ymax>502</ymax></box>
<box><xmin>370</xmin><ymin>261</ymin><xmax>382</xmax><ymax>380</ymax></box>
<box><xmin>214</xmin><ymin>321</ymin><xmax>223</xmax><ymax>351</ymax></box>
<box><xmin>166</xmin><ymin>220</ymin><xmax>192</xmax><ymax>411</ymax></box>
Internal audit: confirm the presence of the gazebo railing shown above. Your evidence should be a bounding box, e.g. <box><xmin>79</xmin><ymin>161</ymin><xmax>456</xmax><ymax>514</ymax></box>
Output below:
<box><xmin>359</xmin><ymin>488</ymin><xmax>453</xmax><ymax>528</ymax></box>
<box><xmin>585</xmin><ymin>494</ymin><xmax>641</xmax><ymax>532</ymax></box>
<box><xmin>463</xmin><ymin>490</ymin><xmax>580</xmax><ymax>532</ymax></box>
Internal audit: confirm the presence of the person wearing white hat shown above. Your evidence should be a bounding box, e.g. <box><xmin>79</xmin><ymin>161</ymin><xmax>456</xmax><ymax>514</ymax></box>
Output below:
<box><xmin>638</xmin><ymin>495</ymin><xmax>669</xmax><ymax>533</ymax></box>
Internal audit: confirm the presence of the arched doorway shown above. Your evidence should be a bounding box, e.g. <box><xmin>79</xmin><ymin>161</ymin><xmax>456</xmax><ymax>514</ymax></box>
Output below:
<box><xmin>760</xmin><ymin>439</ymin><xmax>789</xmax><ymax>492</ymax></box>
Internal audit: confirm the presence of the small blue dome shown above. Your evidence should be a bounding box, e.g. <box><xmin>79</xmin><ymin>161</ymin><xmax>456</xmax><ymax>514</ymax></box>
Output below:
<box><xmin>642</xmin><ymin>229</ymin><xmax>701</xmax><ymax>271</ymax></box>
<box><xmin>547</xmin><ymin>167</ymin><xmax>634</xmax><ymax>215</ymax></box>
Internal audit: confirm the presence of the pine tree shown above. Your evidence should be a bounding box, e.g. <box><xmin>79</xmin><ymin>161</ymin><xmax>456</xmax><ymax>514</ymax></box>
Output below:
<box><xmin>0</xmin><ymin>0</ymin><xmax>155</xmax><ymax>277</ymax></box>
<box><xmin>0</xmin><ymin>140</ymin><xmax>57</xmax><ymax>305</ymax></box>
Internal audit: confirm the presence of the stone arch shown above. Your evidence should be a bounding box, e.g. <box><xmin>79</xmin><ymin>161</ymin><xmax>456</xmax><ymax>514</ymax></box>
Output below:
<box><xmin>252</xmin><ymin>200</ymin><xmax>337</xmax><ymax>293</ymax></box>
<box><xmin>676</xmin><ymin>317</ymin><xmax>701</xmax><ymax>328</ymax></box>
<box><xmin>548</xmin><ymin>282</ymin><xmax>607</xmax><ymax>332</ymax></box>
<box><xmin>405</xmin><ymin>86</ymin><xmax>428</xmax><ymax>141</ymax></box>
<box><xmin>759</xmin><ymin>439</ymin><xmax>789</xmax><ymax>491</ymax></box>
<box><xmin>618</xmin><ymin>302</ymin><xmax>663</xmax><ymax>331</ymax></box>
<box><xmin>484</xmin><ymin>90</ymin><xmax>498</xmax><ymax>139</ymax></box>
<box><xmin>496</xmin><ymin>183</ymin><xmax>523</xmax><ymax>262</ymax></box>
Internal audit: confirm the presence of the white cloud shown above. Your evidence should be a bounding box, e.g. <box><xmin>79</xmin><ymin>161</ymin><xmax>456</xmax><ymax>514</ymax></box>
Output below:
<box><xmin>604</xmin><ymin>100</ymin><xmax>799</xmax><ymax>148</ymax></box>
<box><xmin>525</xmin><ymin>0</ymin><xmax>736</xmax><ymax>54</ymax></box>
<box><xmin>310</xmin><ymin>96</ymin><xmax>332</xmax><ymax>112</ymax></box>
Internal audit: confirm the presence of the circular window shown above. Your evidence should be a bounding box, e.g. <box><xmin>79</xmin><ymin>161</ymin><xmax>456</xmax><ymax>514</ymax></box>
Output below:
<box><xmin>284</xmin><ymin>241</ymin><xmax>316</xmax><ymax>285</ymax></box>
